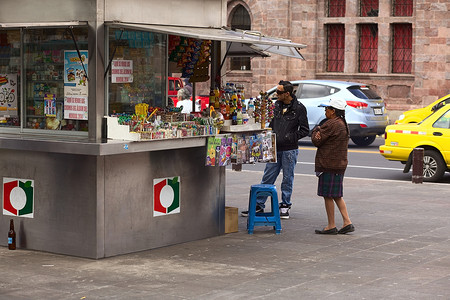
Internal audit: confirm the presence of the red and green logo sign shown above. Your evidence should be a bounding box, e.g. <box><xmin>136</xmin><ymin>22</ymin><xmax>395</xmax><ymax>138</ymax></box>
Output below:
<box><xmin>153</xmin><ymin>176</ymin><xmax>180</xmax><ymax>216</ymax></box>
<box><xmin>3</xmin><ymin>178</ymin><xmax>34</xmax><ymax>218</ymax></box>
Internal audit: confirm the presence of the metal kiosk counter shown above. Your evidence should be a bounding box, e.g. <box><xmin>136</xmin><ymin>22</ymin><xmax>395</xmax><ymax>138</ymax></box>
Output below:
<box><xmin>1</xmin><ymin>134</ymin><xmax>225</xmax><ymax>258</ymax></box>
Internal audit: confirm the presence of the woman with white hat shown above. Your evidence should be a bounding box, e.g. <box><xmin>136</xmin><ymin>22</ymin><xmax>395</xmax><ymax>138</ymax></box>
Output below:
<box><xmin>311</xmin><ymin>98</ymin><xmax>355</xmax><ymax>235</ymax></box>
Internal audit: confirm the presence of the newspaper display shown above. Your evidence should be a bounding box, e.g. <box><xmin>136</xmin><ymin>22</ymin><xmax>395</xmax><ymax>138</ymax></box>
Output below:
<box><xmin>206</xmin><ymin>131</ymin><xmax>276</xmax><ymax>166</ymax></box>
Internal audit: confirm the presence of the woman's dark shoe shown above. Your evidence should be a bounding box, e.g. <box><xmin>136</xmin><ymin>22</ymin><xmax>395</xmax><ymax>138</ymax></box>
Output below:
<box><xmin>315</xmin><ymin>227</ymin><xmax>338</xmax><ymax>235</ymax></box>
<box><xmin>338</xmin><ymin>224</ymin><xmax>355</xmax><ymax>234</ymax></box>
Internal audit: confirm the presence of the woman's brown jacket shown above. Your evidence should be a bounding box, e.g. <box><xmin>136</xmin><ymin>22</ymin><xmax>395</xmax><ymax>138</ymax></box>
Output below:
<box><xmin>311</xmin><ymin>117</ymin><xmax>349</xmax><ymax>174</ymax></box>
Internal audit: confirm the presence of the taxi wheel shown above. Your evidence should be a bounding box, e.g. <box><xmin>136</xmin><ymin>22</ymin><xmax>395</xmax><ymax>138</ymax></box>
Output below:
<box><xmin>423</xmin><ymin>150</ymin><xmax>446</xmax><ymax>182</ymax></box>
<box><xmin>351</xmin><ymin>135</ymin><xmax>376</xmax><ymax>147</ymax></box>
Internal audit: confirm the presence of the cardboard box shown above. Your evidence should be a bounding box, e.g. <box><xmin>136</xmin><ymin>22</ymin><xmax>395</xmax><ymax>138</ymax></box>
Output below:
<box><xmin>225</xmin><ymin>206</ymin><xmax>238</xmax><ymax>233</ymax></box>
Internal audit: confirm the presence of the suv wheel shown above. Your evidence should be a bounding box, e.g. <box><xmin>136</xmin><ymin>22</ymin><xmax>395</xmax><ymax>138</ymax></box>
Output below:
<box><xmin>351</xmin><ymin>135</ymin><xmax>376</xmax><ymax>147</ymax></box>
<box><xmin>423</xmin><ymin>150</ymin><xmax>446</xmax><ymax>182</ymax></box>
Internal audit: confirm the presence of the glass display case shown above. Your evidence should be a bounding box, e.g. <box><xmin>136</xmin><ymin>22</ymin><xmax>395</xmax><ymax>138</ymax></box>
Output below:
<box><xmin>107</xmin><ymin>28</ymin><xmax>166</xmax><ymax>115</ymax></box>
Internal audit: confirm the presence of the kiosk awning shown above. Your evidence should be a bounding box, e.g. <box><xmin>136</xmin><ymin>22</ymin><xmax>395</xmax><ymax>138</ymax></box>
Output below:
<box><xmin>106</xmin><ymin>22</ymin><xmax>306</xmax><ymax>60</ymax></box>
<box><xmin>226</xmin><ymin>42</ymin><xmax>270</xmax><ymax>58</ymax></box>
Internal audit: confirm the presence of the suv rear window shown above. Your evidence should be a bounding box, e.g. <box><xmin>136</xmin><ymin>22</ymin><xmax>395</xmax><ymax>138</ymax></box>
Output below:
<box><xmin>348</xmin><ymin>85</ymin><xmax>381</xmax><ymax>99</ymax></box>
<box><xmin>297</xmin><ymin>84</ymin><xmax>339</xmax><ymax>99</ymax></box>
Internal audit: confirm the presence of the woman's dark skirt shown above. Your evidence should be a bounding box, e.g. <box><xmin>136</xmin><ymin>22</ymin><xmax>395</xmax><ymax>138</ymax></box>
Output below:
<box><xmin>317</xmin><ymin>172</ymin><xmax>344</xmax><ymax>198</ymax></box>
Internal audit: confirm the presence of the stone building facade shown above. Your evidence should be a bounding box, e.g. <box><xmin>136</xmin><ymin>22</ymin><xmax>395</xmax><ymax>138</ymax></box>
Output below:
<box><xmin>225</xmin><ymin>0</ymin><xmax>449</xmax><ymax>115</ymax></box>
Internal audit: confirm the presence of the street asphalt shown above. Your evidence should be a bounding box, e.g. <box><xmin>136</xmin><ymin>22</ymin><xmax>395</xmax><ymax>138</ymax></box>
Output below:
<box><xmin>2</xmin><ymin>168</ymin><xmax>450</xmax><ymax>299</ymax></box>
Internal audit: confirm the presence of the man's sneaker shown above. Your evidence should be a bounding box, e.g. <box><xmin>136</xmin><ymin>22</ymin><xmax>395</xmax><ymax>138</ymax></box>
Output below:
<box><xmin>279</xmin><ymin>204</ymin><xmax>291</xmax><ymax>219</ymax></box>
<box><xmin>241</xmin><ymin>205</ymin><xmax>264</xmax><ymax>217</ymax></box>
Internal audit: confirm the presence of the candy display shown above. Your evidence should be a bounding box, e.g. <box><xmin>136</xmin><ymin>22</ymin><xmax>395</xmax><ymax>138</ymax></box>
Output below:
<box><xmin>257</xmin><ymin>91</ymin><xmax>274</xmax><ymax>129</ymax></box>
<box><xmin>108</xmin><ymin>102</ymin><xmax>220</xmax><ymax>141</ymax></box>
<box><xmin>107</xmin><ymin>78</ymin><xmax>275</xmax><ymax>142</ymax></box>
<box><xmin>168</xmin><ymin>36</ymin><xmax>211</xmax><ymax>82</ymax></box>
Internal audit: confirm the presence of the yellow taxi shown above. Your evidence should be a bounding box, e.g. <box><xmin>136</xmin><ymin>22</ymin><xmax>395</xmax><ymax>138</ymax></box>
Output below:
<box><xmin>380</xmin><ymin>104</ymin><xmax>450</xmax><ymax>182</ymax></box>
<box><xmin>395</xmin><ymin>94</ymin><xmax>450</xmax><ymax>124</ymax></box>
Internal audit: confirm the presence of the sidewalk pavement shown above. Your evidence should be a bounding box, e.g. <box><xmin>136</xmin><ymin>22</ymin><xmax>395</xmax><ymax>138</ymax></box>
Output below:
<box><xmin>2</xmin><ymin>169</ymin><xmax>450</xmax><ymax>299</ymax></box>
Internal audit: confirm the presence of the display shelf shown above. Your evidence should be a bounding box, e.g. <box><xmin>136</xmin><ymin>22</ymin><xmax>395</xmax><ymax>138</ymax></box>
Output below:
<box><xmin>26</xmin><ymin>115</ymin><xmax>64</xmax><ymax>119</ymax></box>
<box><xmin>24</xmin><ymin>40</ymin><xmax>88</xmax><ymax>46</ymax></box>
<box><xmin>220</xmin><ymin>123</ymin><xmax>266</xmax><ymax>133</ymax></box>
<box><xmin>28</xmin><ymin>61</ymin><xmax>64</xmax><ymax>65</ymax></box>
<box><xmin>26</xmin><ymin>78</ymin><xmax>63</xmax><ymax>82</ymax></box>
<box><xmin>27</xmin><ymin>98</ymin><xmax>64</xmax><ymax>101</ymax></box>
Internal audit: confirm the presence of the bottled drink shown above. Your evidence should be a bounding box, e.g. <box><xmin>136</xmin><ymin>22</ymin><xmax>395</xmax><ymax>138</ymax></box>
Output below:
<box><xmin>224</xmin><ymin>83</ymin><xmax>231</xmax><ymax>102</ymax></box>
<box><xmin>8</xmin><ymin>219</ymin><xmax>16</xmax><ymax>250</ymax></box>
<box><xmin>242</xmin><ymin>113</ymin><xmax>249</xmax><ymax>124</ymax></box>
<box><xmin>231</xmin><ymin>109</ymin><xmax>238</xmax><ymax>125</ymax></box>
<box><xmin>231</xmin><ymin>90</ymin><xmax>238</xmax><ymax>108</ymax></box>
<box><xmin>230</xmin><ymin>83</ymin><xmax>237</xmax><ymax>93</ymax></box>
<box><xmin>239</xmin><ymin>84</ymin><xmax>245</xmax><ymax>100</ymax></box>
<box><xmin>236</xmin><ymin>89</ymin><xmax>242</xmax><ymax>109</ymax></box>
<box><xmin>214</xmin><ymin>88</ymin><xmax>220</xmax><ymax>109</ymax></box>
<box><xmin>236</xmin><ymin>109</ymin><xmax>243</xmax><ymax>125</ymax></box>
<box><xmin>209</xmin><ymin>88</ymin><xmax>215</xmax><ymax>108</ymax></box>
<box><xmin>220</xmin><ymin>98</ymin><xmax>227</xmax><ymax>119</ymax></box>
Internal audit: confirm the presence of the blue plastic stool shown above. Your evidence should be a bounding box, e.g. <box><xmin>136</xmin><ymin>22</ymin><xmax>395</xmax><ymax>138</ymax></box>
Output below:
<box><xmin>247</xmin><ymin>184</ymin><xmax>282</xmax><ymax>234</ymax></box>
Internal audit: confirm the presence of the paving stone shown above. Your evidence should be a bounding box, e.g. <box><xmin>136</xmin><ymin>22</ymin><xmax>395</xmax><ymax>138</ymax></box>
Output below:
<box><xmin>1</xmin><ymin>170</ymin><xmax>450</xmax><ymax>299</ymax></box>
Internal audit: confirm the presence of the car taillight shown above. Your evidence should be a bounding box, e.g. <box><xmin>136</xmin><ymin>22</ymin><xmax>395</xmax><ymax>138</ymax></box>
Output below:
<box><xmin>359</xmin><ymin>124</ymin><xmax>368</xmax><ymax>128</ymax></box>
<box><xmin>346</xmin><ymin>101</ymin><xmax>368</xmax><ymax>109</ymax></box>
<box><xmin>384</xmin><ymin>132</ymin><xmax>387</xmax><ymax>139</ymax></box>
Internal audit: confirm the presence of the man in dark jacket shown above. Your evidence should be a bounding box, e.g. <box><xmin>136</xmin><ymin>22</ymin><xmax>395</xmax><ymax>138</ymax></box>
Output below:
<box><xmin>242</xmin><ymin>80</ymin><xmax>309</xmax><ymax>219</ymax></box>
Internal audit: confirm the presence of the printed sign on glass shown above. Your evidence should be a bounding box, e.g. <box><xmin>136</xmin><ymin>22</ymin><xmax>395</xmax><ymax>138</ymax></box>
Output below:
<box><xmin>44</xmin><ymin>93</ymin><xmax>56</xmax><ymax>117</ymax></box>
<box><xmin>64</xmin><ymin>96</ymin><xmax>88</xmax><ymax>120</ymax></box>
<box><xmin>0</xmin><ymin>74</ymin><xmax>18</xmax><ymax>116</ymax></box>
<box><xmin>64</xmin><ymin>50</ymin><xmax>88</xmax><ymax>97</ymax></box>
<box><xmin>111</xmin><ymin>60</ymin><xmax>133</xmax><ymax>83</ymax></box>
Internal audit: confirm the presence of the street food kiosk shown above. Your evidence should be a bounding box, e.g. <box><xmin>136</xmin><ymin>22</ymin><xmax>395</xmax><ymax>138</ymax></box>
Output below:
<box><xmin>0</xmin><ymin>0</ymin><xmax>305</xmax><ymax>258</ymax></box>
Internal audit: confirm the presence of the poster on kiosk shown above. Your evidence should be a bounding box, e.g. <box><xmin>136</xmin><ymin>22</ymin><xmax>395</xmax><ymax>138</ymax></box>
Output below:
<box><xmin>0</xmin><ymin>74</ymin><xmax>18</xmax><ymax>117</ymax></box>
<box><xmin>63</xmin><ymin>50</ymin><xmax>88</xmax><ymax>120</ymax></box>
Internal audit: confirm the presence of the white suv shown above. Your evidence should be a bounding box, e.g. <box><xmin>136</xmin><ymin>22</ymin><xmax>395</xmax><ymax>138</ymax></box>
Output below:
<box><xmin>266</xmin><ymin>80</ymin><xmax>389</xmax><ymax>146</ymax></box>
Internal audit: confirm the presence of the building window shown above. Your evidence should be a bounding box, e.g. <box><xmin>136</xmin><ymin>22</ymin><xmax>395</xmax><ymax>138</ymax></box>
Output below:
<box><xmin>326</xmin><ymin>24</ymin><xmax>345</xmax><ymax>72</ymax></box>
<box><xmin>393</xmin><ymin>0</ymin><xmax>413</xmax><ymax>17</ymax></box>
<box><xmin>359</xmin><ymin>24</ymin><xmax>378</xmax><ymax>73</ymax></box>
<box><xmin>230</xmin><ymin>5</ymin><xmax>251</xmax><ymax>71</ymax></box>
<box><xmin>328</xmin><ymin>0</ymin><xmax>346</xmax><ymax>17</ymax></box>
<box><xmin>360</xmin><ymin>0</ymin><xmax>379</xmax><ymax>17</ymax></box>
<box><xmin>392</xmin><ymin>23</ymin><xmax>412</xmax><ymax>73</ymax></box>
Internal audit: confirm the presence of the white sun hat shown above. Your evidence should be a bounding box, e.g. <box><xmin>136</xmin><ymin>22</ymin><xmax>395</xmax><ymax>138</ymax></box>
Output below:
<box><xmin>318</xmin><ymin>98</ymin><xmax>347</xmax><ymax>110</ymax></box>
